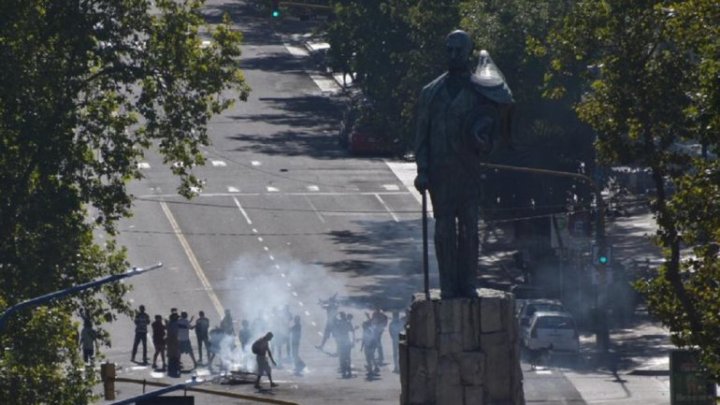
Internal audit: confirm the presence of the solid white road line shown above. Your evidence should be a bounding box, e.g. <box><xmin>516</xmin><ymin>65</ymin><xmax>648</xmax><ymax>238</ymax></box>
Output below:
<box><xmin>375</xmin><ymin>193</ymin><xmax>400</xmax><ymax>222</ymax></box>
<box><xmin>138</xmin><ymin>191</ymin><xmax>408</xmax><ymax>198</ymax></box>
<box><xmin>304</xmin><ymin>195</ymin><xmax>326</xmax><ymax>223</ymax></box>
<box><xmin>232</xmin><ymin>197</ymin><xmax>253</xmax><ymax>225</ymax></box>
<box><xmin>160</xmin><ymin>202</ymin><xmax>224</xmax><ymax>318</ymax></box>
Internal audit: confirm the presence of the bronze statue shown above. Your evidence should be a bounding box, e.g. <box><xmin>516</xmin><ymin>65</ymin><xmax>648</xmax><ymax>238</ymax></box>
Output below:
<box><xmin>414</xmin><ymin>30</ymin><xmax>513</xmax><ymax>299</ymax></box>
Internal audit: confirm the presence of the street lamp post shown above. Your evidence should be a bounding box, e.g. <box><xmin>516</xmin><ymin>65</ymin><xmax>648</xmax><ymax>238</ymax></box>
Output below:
<box><xmin>0</xmin><ymin>263</ymin><xmax>163</xmax><ymax>331</ymax></box>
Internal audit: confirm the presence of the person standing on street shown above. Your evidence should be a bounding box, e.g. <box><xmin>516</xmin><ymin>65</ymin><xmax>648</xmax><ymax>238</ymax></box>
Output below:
<box><xmin>166</xmin><ymin>313</ymin><xmax>181</xmax><ymax>377</ymax></box>
<box><xmin>239</xmin><ymin>319</ymin><xmax>252</xmax><ymax>351</ymax></box>
<box><xmin>79</xmin><ymin>320</ymin><xmax>97</xmax><ymax>364</ymax></box>
<box><xmin>131</xmin><ymin>305</ymin><xmax>151</xmax><ymax>364</ymax></box>
<box><xmin>335</xmin><ymin>313</ymin><xmax>354</xmax><ymax>378</ymax></box>
<box><xmin>388</xmin><ymin>311</ymin><xmax>405</xmax><ymax>373</ymax></box>
<box><xmin>195</xmin><ymin>310</ymin><xmax>210</xmax><ymax>364</ymax></box>
<box><xmin>316</xmin><ymin>293</ymin><xmax>339</xmax><ymax>351</ymax></box>
<box><xmin>252</xmin><ymin>332</ymin><xmax>278</xmax><ymax>389</ymax></box>
<box><xmin>177</xmin><ymin>311</ymin><xmax>197</xmax><ymax>369</ymax></box>
<box><xmin>289</xmin><ymin>315</ymin><xmax>302</xmax><ymax>362</ymax></box>
<box><xmin>220</xmin><ymin>309</ymin><xmax>235</xmax><ymax>336</ymax></box>
<box><xmin>360</xmin><ymin>319</ymin><xmax>379</xmax><ymax>376</ymax></box>
<box><xmin>151</xmin><ymin>315</ymin><xmax>166</xmax><ymax>370</ymax></box>
<box><xmin>371</xmin><ymin>307</ymin><xmax>388</xmax><ymax>365</ymax></box>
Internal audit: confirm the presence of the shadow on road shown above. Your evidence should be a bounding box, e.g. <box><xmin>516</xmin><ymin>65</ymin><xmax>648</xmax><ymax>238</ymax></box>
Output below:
<box><xmin>318</xmin><ymin>218</ymin><xmax>430</xmax><ymax>311</ymax></box>
<box><xmin>227</xmin><ymin>96</ymin><xmax>346</xmax><ymax>159</ymax></box>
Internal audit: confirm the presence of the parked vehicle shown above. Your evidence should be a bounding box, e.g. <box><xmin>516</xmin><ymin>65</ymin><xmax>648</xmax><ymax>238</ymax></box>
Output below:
<box><xmin>516</xmin><ymin>298</ymin><xmax>565</xmax><ymax>328</ymax></box>
<box><xmin>522</xmin><ymin>311</ymin><xmax>580</xmax><ymax>353</ymax></box>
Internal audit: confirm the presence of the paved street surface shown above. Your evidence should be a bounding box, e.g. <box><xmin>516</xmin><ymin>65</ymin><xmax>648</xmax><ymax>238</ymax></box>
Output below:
<box><xmin>95</xmin><ymin>1</ymin><xmax>675</xmax><ymax>404</ymax></box>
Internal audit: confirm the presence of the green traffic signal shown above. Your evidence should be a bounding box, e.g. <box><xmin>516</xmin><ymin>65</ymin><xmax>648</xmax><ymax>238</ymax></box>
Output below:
<box><xmin>272</xmin><ymin>9</ymin><xmax>280</xmax><ymax>18</ymax></box>
<box><xmin>598</xmin><ymin>255</ymin><xmax>609</xmax><ymax>265</ymax></box>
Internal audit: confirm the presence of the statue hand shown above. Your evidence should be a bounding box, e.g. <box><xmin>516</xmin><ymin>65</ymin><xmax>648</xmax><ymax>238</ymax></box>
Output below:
<box><xmin>414</xmin><ymin>174</ymin><xmax>429</xmax><ymax>193</ymax></box>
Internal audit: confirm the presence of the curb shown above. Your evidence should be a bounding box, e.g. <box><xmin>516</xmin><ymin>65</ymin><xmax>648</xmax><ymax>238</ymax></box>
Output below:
<box><xmin>627</xmin><ymin>369</ymin><xmax>670</xmax><ymax>376</ymax></box>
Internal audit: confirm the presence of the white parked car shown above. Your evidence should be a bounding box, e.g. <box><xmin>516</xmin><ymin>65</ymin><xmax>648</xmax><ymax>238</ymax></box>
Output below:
<box><xmin>523</xmin><ymin>311</ymin><xmax>580</xmax><ymax>353</ymax></box>
<box><xmin>516</xmin><ymin>298</ymin><xmax>565</xmax><ymax>328</ymax></box>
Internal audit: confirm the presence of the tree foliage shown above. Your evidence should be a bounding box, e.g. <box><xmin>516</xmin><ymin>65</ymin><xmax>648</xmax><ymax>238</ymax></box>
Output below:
<box><xmin>545</xmin><ymin>0</ymin><xmax>720</xmax><ymax>381</ymax></box>
<box><xmin>0</xmin><ymin>0</ymin><xmax>249</xmax><ymax>402</ymax></box>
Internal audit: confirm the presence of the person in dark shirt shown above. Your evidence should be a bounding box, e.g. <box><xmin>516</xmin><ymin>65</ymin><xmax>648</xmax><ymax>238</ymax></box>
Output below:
<box><xmin>151</xmin><ymin>315</ymin><xmax>166</xmax><ymax>370</ymax></box>
<box><xmin>79</xmin><ymin>320</ymin><xmax>96</xmax><ymax>363</ymax></box>
<box><xmin>166</xmin><ymin>313</ymin><xmax>181</xmax><ymax>377</ymax></box>
<box><xmin>131</xmin><ymin>305</ymin><xmax>151</xmax><ymax>364</ymax></box>
<box><xmin>252</xmin><ymin>332</ymin><xmax>278</xmax><ymax>389</ymax></box>
<box><xmin>195</xmin><ymin>310</ymin><xmax>210</xmax><ymax>364</ymax></box>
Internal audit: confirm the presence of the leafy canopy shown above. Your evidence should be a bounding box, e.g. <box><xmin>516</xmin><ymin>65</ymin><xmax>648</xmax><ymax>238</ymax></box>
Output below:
<box><xmin>545</xmin><ymin>0</ymin><xmax>720</xmax><ymax>381</ymax></box>
<box><xmin>0</xmin><ymin>0</ymin><xmax>249</xmax><ymax>403</ymax></box>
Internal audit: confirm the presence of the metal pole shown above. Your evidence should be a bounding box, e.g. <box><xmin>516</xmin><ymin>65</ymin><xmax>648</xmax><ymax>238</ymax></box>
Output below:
<box><xmin>110</xmin><ymin>377</ymin><xmax>203</xmax><ymax>405</ymax></box>
<box><xmin>0</xmin><ymin>263</ymin><xmax>163</xmax><ymax>331</ymax></box>
<box><xmin>422</xmin><ymin>190</ymin><xmax>430</xmax><ymax>300</ymax></box>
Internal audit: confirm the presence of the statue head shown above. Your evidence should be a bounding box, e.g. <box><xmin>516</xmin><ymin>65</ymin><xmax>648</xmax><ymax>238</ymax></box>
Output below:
<box><xmin>446</xmin><ymin>30</ymin><xmax>473</xmax><ymax>73</ymax></box>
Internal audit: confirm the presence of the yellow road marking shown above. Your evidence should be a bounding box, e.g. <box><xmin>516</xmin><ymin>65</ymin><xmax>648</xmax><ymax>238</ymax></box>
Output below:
<box><xmin>160</xmin><ymin>202</ymin><xmax>224</xmax><ymax>318</ymax></box>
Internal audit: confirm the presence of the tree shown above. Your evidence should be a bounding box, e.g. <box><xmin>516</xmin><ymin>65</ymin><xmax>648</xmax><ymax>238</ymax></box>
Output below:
<box><xmin>0</xmin><ymin>0</ymin><xmax>249</xmax><ymax>402</ymax></box>
<box><xmin>545</xmin><ymin>0</ymin><xmax>720</xmax><ymax>381</ymax></box>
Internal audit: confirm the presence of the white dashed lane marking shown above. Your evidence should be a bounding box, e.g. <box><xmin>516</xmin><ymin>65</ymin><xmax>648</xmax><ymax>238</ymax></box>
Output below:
<box><xmin>251</xmin><ymin>161</ymin><xmax>261</xmax><ymax>166</ymax></box>
<box><xmin>269</xmin><ymin>255</ymin><xmax>275</xmax><ymax>261</ymax></box>
<box><xmin>305</xmin><ymin>311</ymin><xmax>310</xmax><ymax>316</ymax></box>
<box><xmin>267</xmin><ymin>186</ymin><xmax>279</xmax><ymax>192</ymax></box>
<box><xmin>307</xmin><ymin>185</ymin><xmax>319</xmax><ymax>191</ymax></box>
<box><xmin>258</xmin><ymin>237</ymin><xmax>263</xmax><ymax>242</ymax></box>
<box><xmin>263</xmin><ymin>246</ymin><xmax>269</xmax><ymax>251</ymax></box>
<box><xmin>137</xmin><ymin>162</ymin><xmax>151</xmax><ymax>169</ymax></box>
<box><xmin>211</xmin><ymin>160</ymin><xmax>227</xmax><ymax>167</ymax></box>
<box><xmin>227</xmin><ymin>186</ymin><xmax>239</xmax><ymax>193</ymax></box>
<box><xmin>382</xmin><ymin>184</ymin><xmax>400</xmax><ymax>191</ymax></box>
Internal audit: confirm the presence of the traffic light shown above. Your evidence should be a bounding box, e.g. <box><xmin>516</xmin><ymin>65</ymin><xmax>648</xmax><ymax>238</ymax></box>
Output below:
<box><xmin>271</xmin><ymin>0</ymin><xmax>281</xmax><ymax>18</ymax></box>
<box><xmin>593</xmin><ymin>243</ymin><xmax>611</xmax><ymax>266</ymax></box>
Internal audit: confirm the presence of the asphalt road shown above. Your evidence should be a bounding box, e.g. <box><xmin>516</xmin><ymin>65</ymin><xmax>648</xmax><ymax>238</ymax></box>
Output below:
<box><xmin>98</xmin><ymin>1</ymin><xmax>591</xmax><ymax>404</ymax></box>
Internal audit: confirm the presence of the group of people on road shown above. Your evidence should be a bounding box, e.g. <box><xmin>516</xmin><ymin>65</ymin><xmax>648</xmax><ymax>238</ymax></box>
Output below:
<box><xmin>126</xmin><ymin>297</ymin><xmax>406</xmax><ymax>385</ymax></box>
<box><xmin>316</xmin><ymin>294</ymin><xmax>406</xmax><ymax>378</ymax></box>
<box><xmin>129</xmin><ymin>306</ymin><xmax>208</xmax><ymax>377</ymax></box>
<box><xmin>129</xmin><ymin>304</ymin><xmax>304</xmax><ymax>387</ymax></box>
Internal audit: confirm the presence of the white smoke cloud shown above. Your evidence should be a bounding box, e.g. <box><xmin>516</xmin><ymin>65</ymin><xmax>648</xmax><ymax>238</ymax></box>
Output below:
<box><xmin>213</xmin><ymin>255</ymin><xmax>350</xmax><ymax>374</ymax></box>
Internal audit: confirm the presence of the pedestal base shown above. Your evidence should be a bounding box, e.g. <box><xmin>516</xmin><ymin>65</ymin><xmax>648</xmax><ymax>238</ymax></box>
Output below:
<box><xmin>399</xmin><ymin>289</ymin><xmax>524</xmax><ymax>405</ymax></box>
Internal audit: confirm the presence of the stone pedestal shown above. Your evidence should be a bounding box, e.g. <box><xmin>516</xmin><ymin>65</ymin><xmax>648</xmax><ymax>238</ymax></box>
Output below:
<box><xmin>400</xmin><ymin>289</ymin><xmax>524</xmax><ymax>405</ymax></box>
